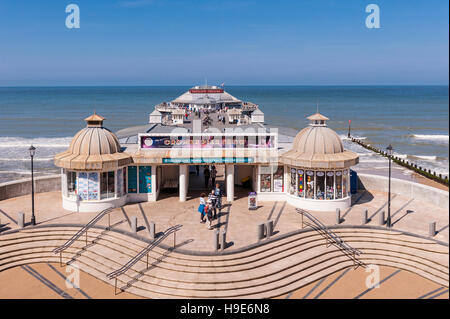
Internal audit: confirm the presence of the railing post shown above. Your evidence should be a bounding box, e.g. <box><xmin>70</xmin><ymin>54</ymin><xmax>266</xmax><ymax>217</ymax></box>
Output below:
<box><xmin>265</xmin><ymin>220</ymin><xmax>273</xmax><ymax>238</ymax></box>
<box><xmin>220</xmin><ymin>230</ymin><xmax>226</xmax><ymax>251</ymax></box>
<box><xmin>131</xmin><ymin>216</ymin><xmax>137</xmax><ymax>233</ymax></box>
<box><xmin>336</xmin><ymin>208</ymin><xmax>341</xmax><ymax>224</ymax></box>
<box><xmin>428</xmin><ymin>222</ymin><xmax>436</xmax><ymax>237</ymax></box>
<box><xmin>18</xmin><ymin>212</ymin><xmax>25</xmax><ymax>229</ymax></box>
<box><xmin>85</xmin><ymin>230</ymin><xmax>88</xmax><ymax>246</ymax></box>
<box><xmin>60</xmin><ymin>251</ymin><xmax>63</xmax><ymax>267</ymax></box>
<box><xmin>146</xmin><ymin>253</ymin><xmax>149</xmax><ymax>268</ymax></box>
<box><xmin>378</xmin><ymin>210</ymin><xmax>385</xmax><ymax>226</ymax></box>
<box><xmin>214</xmin><ymin>229</ymin><xmax>220</xmax><ymax>251</ymax></box>
<box><xmin>362</xmin><ymin>209</ymin><xmax>368</xmax><ymax>225</ymax></box>
<box><xmin>257</xmin><ymin>223</ymin><xmax>265</xmax><ymax>242</ymax></box>
<box><xmin>149</xmin><ymin>221</ymin><xmax>156</xmax><ymax>241</ymax></box>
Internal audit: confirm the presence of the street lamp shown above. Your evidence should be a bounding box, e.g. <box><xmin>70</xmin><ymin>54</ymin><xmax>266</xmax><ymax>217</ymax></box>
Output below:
<box><xmin>386</xmin><ymin>144</ymin><xmax>393</xmax><ymax>228</ymax></box>
<box><xmin>29</xmin><ymin>145</ymin><xmax>36</xmax><ymax>226</ymax></box>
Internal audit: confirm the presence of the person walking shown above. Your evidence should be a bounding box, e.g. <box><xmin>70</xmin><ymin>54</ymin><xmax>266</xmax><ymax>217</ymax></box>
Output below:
<box><xmin>213</xmin><ymin>182</ymin><xmax>223</xmax><ymax>210</ymax></box>
<box><xmin>198</xmin><ymin>193</ymin><xmax>206</xmax><ymax>223</ymax></box>
<box><xmin>203</xmin><ymin>166</ymin><xmax>210</xmax><ymax>188</ymax></box>
<box><xmin>208</xmin><ymin>189</ymin><xmax>218</xmax><ymax>219</ymax></box>
<box><xmin>205</xmin><ymin>201</ymin><xmax>213</xmax><ymax>230</ymax></box>
<box><xmin>195</xmin><ymin>165</ymin><xmax>199</xmax><ymax>176</ymax></box>
<box><xmin>210</xmin><ymin>165</ymin><xmax>217</xmax><ymax>188</ymax></box>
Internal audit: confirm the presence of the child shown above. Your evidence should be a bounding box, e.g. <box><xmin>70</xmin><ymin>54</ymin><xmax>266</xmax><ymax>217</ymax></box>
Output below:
<box><xmin>198</xmin><ymin>193</ymin><xmax>206</xmax><ymax>223</ymax></box>
<box><xmin>205</xmin><ymin>201</ymin><xmax>213</xmax><ymax>230</ymax></box>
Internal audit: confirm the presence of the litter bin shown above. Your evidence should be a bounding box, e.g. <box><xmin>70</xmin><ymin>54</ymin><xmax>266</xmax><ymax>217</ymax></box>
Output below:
<box><xmin>248</xmin><ymin>192</ymin><xmax>257</xmax><ymax>210</ymax></box>
<box><xmin>350</xmin><ymin>169</ymin><xmax>358</xmax><ymax>194</ymax></box>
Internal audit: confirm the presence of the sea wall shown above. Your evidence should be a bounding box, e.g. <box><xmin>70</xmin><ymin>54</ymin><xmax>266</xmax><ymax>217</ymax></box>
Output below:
<box><xmin>351</xmin><ymin>137</ymin><xmax>449</xmax><ymax>186</ymax></box>
<box><xmin>357</xmin><ymin>173</ymin><xmax>449</xmax><ymax>209</ymax></box>
<box><xmin>0</xmin><ymin>175</ymin><xmax>61</xmax><ymax>201</ymax></box>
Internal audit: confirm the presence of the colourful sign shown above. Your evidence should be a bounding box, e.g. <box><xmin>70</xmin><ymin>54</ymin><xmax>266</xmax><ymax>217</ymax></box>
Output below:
<box><xmin>141</xmin><ymin>135</ymin><xmax>274</xmax><ymax>149</ymax></box>
<box><xmin>162</xmin><ymin>157</ymin><xmax>254</xmax><ymax>164</ymax></box>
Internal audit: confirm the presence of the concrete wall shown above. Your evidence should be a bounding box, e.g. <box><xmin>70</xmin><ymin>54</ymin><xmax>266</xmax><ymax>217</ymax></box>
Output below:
<box><xmin>0</xmin><ymin>175</ymin><xmax>61</xmax><ymax>201</ymax></box>
<box><xmin>358</xmin><ymin>173</ymin><xmax>449</xmax><ymax>209</ymax></box>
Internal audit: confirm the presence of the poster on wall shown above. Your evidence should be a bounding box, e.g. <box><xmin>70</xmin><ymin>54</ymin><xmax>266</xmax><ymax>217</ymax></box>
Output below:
<box><xmin>78</xmin><ymin>172</ymin><xmax>88</xmax><ymax>201</ymax></box>
<box><xmin>260</xmin><ymin>174</ymin><xmax>271</xmax><ymax>192</ymax></box>
<box><xmin>139</xmin><ymin>166</ymin><xmax>152</xmax><ymax>194</ymax></box>
<box><xmin>88</xmin><ymin>172</ymin><xmax>99</xmax><ymax>200</ymax></box>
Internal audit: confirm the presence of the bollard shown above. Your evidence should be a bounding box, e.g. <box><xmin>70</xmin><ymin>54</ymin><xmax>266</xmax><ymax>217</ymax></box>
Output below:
<box><xmin>257</xmin><ymin>223</ymin><xmax>265</xmax><ymax>242</ymax></box>
<box><xmin>362</xmin><ymin>209</ymin><xmax>368</xmax><ymax>225</ymax></box>
<box><xmin>220</xmin><ymin>230</ymin><xmax>226</xmax><ymax>251</ymax></box>
<box><xmin>214</xmin><ymin>230</ymin><xmax>220</xmax><ymax>251</ymax></box>
<box><xmin>131</xmin><ymin>216</ymin><xmax>137</xmax><ymax>233</ymax></box>
<box><xmin>378</xmin><ymin>210</ymin><xmax>385</xmax><ymax>226</ymax></box>
<box><xmin>265</xmin><ymin>220</ymin><xmax>273</xmax><ymax>238</ymax></box>
<box><xmin>149</xmin><ymin>221</ymin><xmax>156</xmax><ymax>240</ymax></box>
<box><xmin>18</xmin><ymin>212</ymin><xmax>25</xmax><ymax>228</ymax></box>
<box><xmin>428</xmin><ymin>222</ymin><xmax>436</xmax><ymax>237</ymax></box>
<box><xmin>336</xmin><ymin>208</ymin><xmax>341</xmax><ymax>224</ymax></box>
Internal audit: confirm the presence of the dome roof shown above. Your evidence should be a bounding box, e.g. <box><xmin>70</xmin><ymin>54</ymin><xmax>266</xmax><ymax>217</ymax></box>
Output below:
<box><xmin>292</xmin><ymin>126</ymin><xmax>344</xmax><ymax>154</ymax></box>
<box><xmin>280</xmin><ymin>112</ymin><xmax>358</xmax><ymax>169</ymax></box>
<box><xmin>54</xmin><ymin>113</ymin><xmax>132</xmax><ymax>170</ymax></box>
<box><xmin>68</xmin><ymin>126</ymin><xmax>121</xmax><ymax>156</ymax></box>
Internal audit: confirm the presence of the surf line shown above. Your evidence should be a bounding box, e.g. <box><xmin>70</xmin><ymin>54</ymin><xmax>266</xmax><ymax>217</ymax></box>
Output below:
<box><xmin>349</xmin><ymin>136</ymin><xmax>448</xmax><ymax>186</ymax></box>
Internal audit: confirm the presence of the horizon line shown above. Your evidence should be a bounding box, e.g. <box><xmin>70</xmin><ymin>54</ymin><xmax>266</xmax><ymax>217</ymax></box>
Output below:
<box><xmin>0</xmin><ymin>84</ymin><xmax>449</xmax><ymax>88</ymax></box>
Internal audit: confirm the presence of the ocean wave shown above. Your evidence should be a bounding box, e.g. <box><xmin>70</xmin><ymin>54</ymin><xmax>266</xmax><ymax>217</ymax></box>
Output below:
<box><xmin>0</xmin><ymin>136</ymin><xmax>72</xmax><ymax>148</ymax></box>
<box><xmin>339</xmin><ymin>135</ymin><xmax>367</xmax><ymax>141</ymax></box>
<box><xmin>410</xmin><ymin>155</ymin><xmax>438</xmax><ymax>161</ymax></box>
<box><xmin>411</xmin><ymin>134</ymin><xmax>449</xmax><ymax>141</ymax></box>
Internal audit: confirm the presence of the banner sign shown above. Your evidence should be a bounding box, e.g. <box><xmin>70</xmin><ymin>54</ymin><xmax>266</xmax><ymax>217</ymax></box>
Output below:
<box><xmin>141</xmin><ymin>135</ymin><xmax>274</xmax><ymax>149</ymax></box>
<box><xmin>162</xmin><ymin>157</ymin><xmax>254</xmax><ymax>164</ymax></box>
<box><xmin>189</xmin><ymin>89</ymin><xmax>224</xmax><ymax>94</ymax></box>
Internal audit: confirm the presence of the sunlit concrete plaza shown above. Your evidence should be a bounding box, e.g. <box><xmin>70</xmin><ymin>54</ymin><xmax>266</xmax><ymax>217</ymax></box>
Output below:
<box><xmin>0</xmin><ymin>174</ymin><xmax>448</xmax><ymax>299</ymax></box>
<box><xmin>0</xmin><ymin>87</ymin><xmax>448</xmax><ymax>299</ymax></box>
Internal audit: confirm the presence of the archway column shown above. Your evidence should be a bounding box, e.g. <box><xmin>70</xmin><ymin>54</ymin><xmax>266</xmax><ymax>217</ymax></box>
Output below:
<box><xmin>226</xmin><ymin>164</ymin><xmax>234</xmax><ymax>202</ymax></box>
<box><xmin>179</xmin><ymin>165</ymin><xmax>188</xmax><ymax>202</ymax></box>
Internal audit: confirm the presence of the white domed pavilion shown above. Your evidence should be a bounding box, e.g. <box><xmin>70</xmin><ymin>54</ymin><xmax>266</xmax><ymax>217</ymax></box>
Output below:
<box><xmin>279</xmin><ymin>112</ymin><xmax>359</xmax><ymax>211</ymax></box>
<box><xmin>54</xmin><ymin>113</ymin><xmax>132</xmax><ymax>212</ymax></box>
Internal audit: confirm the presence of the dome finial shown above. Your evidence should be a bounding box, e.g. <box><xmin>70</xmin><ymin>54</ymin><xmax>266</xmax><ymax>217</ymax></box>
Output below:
<box><xmin>84</xmin><ymin>112</ymin><xmax>105</xmax><ymax>127</ymax></box>
<box><xmin>307</xmin><ymin>111</ymin><xmax>329</xmax><ymax>127</ymax></box>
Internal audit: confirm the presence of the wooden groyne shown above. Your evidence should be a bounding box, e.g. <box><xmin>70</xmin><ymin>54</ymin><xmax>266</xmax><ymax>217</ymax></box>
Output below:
<box><xmin>350</xmin><ymin>137</ymin><xmax>449</xmax><ymax>187</ymax></box>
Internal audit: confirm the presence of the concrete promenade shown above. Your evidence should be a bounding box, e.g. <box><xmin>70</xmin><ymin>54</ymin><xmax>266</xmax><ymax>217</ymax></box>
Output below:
<box><xmin>1</xmin><ymin>186</ymin><xmax>448</xmax><ymax>252</ymax></box>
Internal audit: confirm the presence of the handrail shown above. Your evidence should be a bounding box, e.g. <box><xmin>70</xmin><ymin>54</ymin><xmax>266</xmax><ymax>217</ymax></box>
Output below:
<box><xmin>53</xmin><ymin>208</ymin><xmax>113</xmax><ymax>254</ymax></box>
<box><xmin>107</xmin><ymin>224</ymin><xmax>182</xmax><ymax>281</ymax></box>
<box><xmin>296</xmin><ymin>209</ymin><xmax>362</xmax><ymax>256</ymax></box>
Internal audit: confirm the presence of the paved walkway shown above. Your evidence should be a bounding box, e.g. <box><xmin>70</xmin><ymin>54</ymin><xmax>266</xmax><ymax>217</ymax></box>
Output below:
<box><xmin>0</xmin><ymin>262</ymin><xmax>446</xmax><ymax>299</ymax></box>
<box><xmin>0</xmin><ymin>187</ymin><xmax>448</xmax><ymax>252</ymax></box>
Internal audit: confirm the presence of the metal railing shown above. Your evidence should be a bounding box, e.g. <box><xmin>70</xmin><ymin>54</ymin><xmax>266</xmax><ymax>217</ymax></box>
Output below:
<box><xmin>107</xmin><ymin>224</ymin><xmax>182</xmax><ymax>294</ymax></box>
<box><xmin>53</xmin><ymin>208</ymin><xmax>113</xmax><ymax>264</ymax></box>
<box><xmin>296</xmin><ymin>209</ymin><xmax>363</xmax><ymax>267</ymax></box>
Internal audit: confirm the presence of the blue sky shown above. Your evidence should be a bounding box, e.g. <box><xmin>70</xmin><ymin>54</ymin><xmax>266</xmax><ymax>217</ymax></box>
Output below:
<box><xmin>0</xmin><ymin>0</ymin><xmax>448</xmax><ymax>86</ymax></box>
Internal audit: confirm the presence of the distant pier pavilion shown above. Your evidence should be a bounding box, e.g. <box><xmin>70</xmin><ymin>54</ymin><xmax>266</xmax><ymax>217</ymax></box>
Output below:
<box><xmin>54</xmin><ymin>86</ymin><xmax>359</xmax><ymax>212</ymax></box>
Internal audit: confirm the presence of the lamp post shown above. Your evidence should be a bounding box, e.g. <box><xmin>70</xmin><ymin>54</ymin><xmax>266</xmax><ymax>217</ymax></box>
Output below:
<box><xmin>386</xmin><ymin>144</ymin><xmax>393</xmax><ymax>228</ymax></box>
<box><xmin>29</xmin><ymin>145</ymin><xmax>36</xmax><ymax>226</ymax></box>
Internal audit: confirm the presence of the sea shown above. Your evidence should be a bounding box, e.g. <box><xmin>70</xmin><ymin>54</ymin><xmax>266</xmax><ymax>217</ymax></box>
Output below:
<box><xmin>0</xmin><ymin>86</ymin><xmax>448</xmax><ymax>183</ymax></box>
